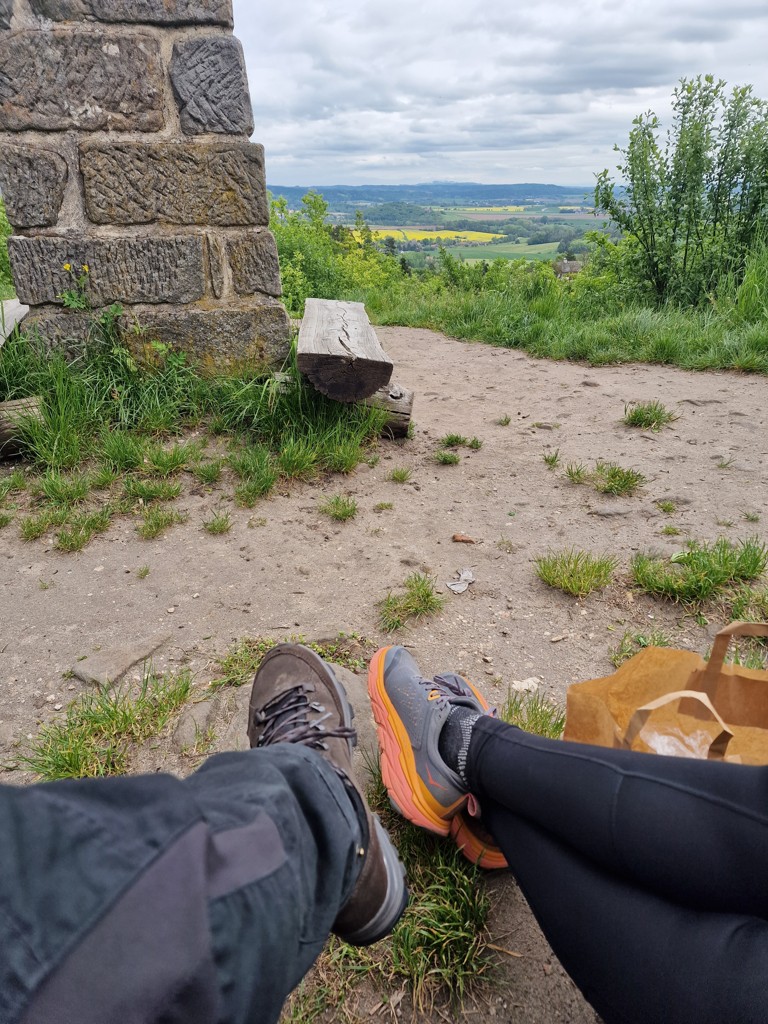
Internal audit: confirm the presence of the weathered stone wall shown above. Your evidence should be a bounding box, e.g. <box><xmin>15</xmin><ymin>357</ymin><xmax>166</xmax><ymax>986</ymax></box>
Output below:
<box><xmin>0</xmin><ymin>0</ymin><xmax>289</xmax><ymax>368</ymax></box>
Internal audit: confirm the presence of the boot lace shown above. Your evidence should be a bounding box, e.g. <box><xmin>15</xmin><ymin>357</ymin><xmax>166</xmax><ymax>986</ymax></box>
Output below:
<box><xmin>253</xmin><ymin>684</ymin><xmax>356</xmax><ymax>751</ymax></box>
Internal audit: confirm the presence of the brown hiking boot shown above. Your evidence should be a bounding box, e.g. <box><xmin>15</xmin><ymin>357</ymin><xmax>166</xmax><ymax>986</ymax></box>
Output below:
<box><xmin>248</xmin><ymin>643</ymin><xmax>408</xmax><ymax>945</ymax></box>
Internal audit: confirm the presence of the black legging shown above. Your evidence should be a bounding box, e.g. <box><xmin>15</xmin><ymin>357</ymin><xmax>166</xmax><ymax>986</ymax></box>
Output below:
<box><xmin>467</xmin><ymin>716</ymin><xmax>768</xmax><ymax>1024</ymax></box>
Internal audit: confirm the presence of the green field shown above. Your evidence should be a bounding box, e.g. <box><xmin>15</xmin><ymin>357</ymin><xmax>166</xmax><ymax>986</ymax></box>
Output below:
<box><xmin>443</xmin><ymin>240</ymin><xmax>559</xmax><ymax>261</ymax></box>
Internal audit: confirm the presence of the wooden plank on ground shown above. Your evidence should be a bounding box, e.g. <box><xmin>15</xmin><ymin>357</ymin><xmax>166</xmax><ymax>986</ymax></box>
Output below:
<box><xmin>297</xmin><ymin>298</ymin><xmax>393</xmax><ymax>402</ymax></box>
<box><xmin>0</xmin><ymin>396</ymin><xmax>42</xmax><ymax>456</ymax></box>
<box><xmin>0</xmin><ymin>300</ymin><xmax>29</xmax><ymax>347</ymax></box>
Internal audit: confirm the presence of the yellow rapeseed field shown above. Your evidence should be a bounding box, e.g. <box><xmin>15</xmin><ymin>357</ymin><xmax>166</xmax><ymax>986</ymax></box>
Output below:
<box><xmin>368</xmin><ymin>227</ymin><xmax>505</xmax><ymax>242</ymax></box>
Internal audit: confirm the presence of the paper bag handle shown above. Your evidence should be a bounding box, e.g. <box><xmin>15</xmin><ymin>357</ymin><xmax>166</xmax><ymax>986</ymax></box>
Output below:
<box><xmin>701</xmin><ymin>621</ymin><xmax>768</xmax><ymax>689</ymax></box>
<box><xmin>624</xmin><ymin>689</ymin><xmax>733</xmax><ymax>760</ymax></box>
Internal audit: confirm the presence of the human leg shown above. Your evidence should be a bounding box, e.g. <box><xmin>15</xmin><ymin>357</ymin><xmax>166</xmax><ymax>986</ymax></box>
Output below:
<box><xmin>468</xmin><ymin>715</ymin><xmax>768</xmax><ymax>916</ymax></box>
<box><xmin>369</xmin><ymin>645</ymin><xmax>768</xmax><ymax>1024</ymax></box>
<box><xmin>4</xmin><ymin>644</ymin><xmax>406</xmax><ymax>1024</ymax></box>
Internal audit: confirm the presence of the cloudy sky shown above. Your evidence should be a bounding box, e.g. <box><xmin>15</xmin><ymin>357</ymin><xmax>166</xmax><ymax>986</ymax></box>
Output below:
<box><xmin>233</xmin><ymin>0</ymin><xmax>768</xmax><ymax>188</ymax></box>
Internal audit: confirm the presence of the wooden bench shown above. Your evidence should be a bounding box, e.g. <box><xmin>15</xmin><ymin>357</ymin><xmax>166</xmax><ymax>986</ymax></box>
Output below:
<box><xmin>297</xmin><ymin>298</ymin><xmax>394</xmax><ymax>403</ymax></box>
<box><xmin>296</xmin><ymin>298</ymin><xmax>413</xmax><ymax>436</ymax></box>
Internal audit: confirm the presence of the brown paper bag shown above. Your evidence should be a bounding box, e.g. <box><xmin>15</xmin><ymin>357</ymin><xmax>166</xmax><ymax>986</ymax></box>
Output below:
<box><xmin>564</xmin><ymin>622</ymin><xmax>768</xmax><ymax>764</ymax></box>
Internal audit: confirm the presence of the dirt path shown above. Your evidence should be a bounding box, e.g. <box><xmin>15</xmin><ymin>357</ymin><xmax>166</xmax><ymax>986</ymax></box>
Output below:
<box><xmin>1</xmin><ymin>326</ymin><xmax>767</xmax><ymax>1021</ymax></box>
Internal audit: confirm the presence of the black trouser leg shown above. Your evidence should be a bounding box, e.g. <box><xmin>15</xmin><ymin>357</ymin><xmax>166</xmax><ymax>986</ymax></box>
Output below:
<box><xmin>468</xmin><ymin>717</ymin><xmax>768</xmax><ymax>1024</ymax></box>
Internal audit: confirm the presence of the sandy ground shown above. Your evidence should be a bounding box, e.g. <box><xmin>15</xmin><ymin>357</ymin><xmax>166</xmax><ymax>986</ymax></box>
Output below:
<box><xmin>1</xmin><ymin>325</ymin><xmax>767</xmax><ymax>1021</ymax></box>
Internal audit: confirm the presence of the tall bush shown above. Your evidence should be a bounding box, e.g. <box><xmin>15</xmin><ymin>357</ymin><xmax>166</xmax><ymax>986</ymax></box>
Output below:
<box><xmin>595</xmin><ymin>76</ymin><xmax>768</xmax><ymax>306</ymax></box>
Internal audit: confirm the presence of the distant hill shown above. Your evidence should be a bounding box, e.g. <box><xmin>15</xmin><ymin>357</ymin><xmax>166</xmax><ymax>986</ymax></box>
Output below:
<box><xmin>268</xmin><ymin>182</ymin><xmax>593</xmax><ymax>209</ymax></box>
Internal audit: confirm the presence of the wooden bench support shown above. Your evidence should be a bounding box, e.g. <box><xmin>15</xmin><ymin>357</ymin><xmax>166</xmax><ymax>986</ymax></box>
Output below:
<box><xmin>297</xmin><ymin>298</ymin><xmax>393</xmax><ymax>403</ymax></box>
<box><xmin>363</xmin><ymin>382</ymin><xmax>414</xmax><ymax>438</ymax></box>
<box><xmin>0</xmin><ymin>396</ymin><xmax>42</xmax><ymax>456</ymax></box>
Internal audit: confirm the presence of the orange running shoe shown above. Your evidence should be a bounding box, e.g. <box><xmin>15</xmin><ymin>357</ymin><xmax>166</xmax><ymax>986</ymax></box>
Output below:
<box><xmin>368</xmin><ymin>646</ymin><xmax>493</xmax><ymax>836</ymax></box>
<box><xmin>450</xmin><ymin>812</ymin><xmax>508</xmax><ymax>870</ymax></box>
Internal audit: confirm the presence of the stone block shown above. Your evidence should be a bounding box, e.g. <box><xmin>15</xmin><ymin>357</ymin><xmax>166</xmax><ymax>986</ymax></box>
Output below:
<box><xmin>80</xmin><ymin>142</ymin><xmax>268</xmax><ymax>226</ymax></box>
<box><xmin>8</xmin><ymin>236</ymin><xmax>205</xmax><ymax>306</ymax></box>
<box><xmin>129</xmin><ymin>306</ymin><xmax>290</xmax><ymax>368</ymax></box>
<box><xmin>0</xmin><ymin>0</ymin><xmax>12</xmax><ymax>30</ymax></box>
<box><xmin>227</xmin><ymin>231</ymin><xmax>282</xmax><ymax>297</ymax></box>
<box><xmin>0</xmin><ymin>31</ymin><xmax>164</xmax><ymax>132</ymax></box>
<box><xmin>29</xmin><ymin>0</ymin><xmax>233</xmax><ymax>25</ymax></box>
<box><xmin>0</xmin><ymin>145</ymin><xmax>68</xmax><ymax>228</ymax></box>
<box><xmin>171</xmin><ymin>37</ymin><xmax>253</xmax><ymax>135</ymax></box>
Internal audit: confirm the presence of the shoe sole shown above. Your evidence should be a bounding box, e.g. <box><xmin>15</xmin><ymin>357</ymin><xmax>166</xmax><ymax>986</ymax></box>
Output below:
<box><xmin>449</xmin><ymin>814</ymin><xmax>508</xmax><ymax>870</ymax></box>
<box><xmin>368</xmin><ymin>647</ymin><xmax>490</xmax><ymax>836</ymax></box>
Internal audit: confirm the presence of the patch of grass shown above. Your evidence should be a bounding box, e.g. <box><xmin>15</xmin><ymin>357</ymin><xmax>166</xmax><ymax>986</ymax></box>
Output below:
<box><xmin>716</xmin><ymin>518</ymin><xmax>735</xmax><ymax>528</ymax></box>
<box><xmin>0</xmin><ymin>468</ymin><xmax>27</xmax><ymax>501</ymax></box>
<box><xmin>0</xmin><ymin>510</ymin><xmax>14</xmax><ymax>528</ymax></box>
<box><xmin>124</xmin><ymin>477</ymin><xmax>182</xmax><ymax>503</ymax></box>
<box><xmin>610</xmin><ymin>629</ymin><xmax>674</xmax><ymax>667</ymax></box>
<box><xmin>468</xmin><ymin>436</ymin><xmax>483</xmax><ymax>450</ymax></box>
<box><xmin>379</xmin><ymin>572</ymin><xmax>445</xmax><ymax>632</ymax></box>
<box><xmin>20</xmin><ymin>669</ymin><xmax>191</xmax><ymax>779</ymax></box>
<box><xmin>193</xmin><ymin>459</ymin><xmax>223</xmax><ymax>485</ymax></box>
<box><xmin>38</xmin><ymin>470</ymin><xmax>91</xmax><ymax>507</ymax></box>
<box><xmin>137</xmin><ymin>507</ymin><xmax>186</xmax><ymax>540</ymax></box>
<box><xmin>496</xmin><ymin>537</ymin><xmax>516</xmax><ymax>553</ymax></box>
<box><xmin>716</xmin><ymin>456</ymin><xmax>735</xmax><ymax>469</ymax></box>
<box><xmin>277</xmin><ymin>434</ymin><xmax>320</xmax><ymax>479</ymax></box>
<box><xmin>661</xmin><ymin>525</ymin><xmax>682</xmax><ymax>536</ymax></box>
<box><xmin>97</xmin><ymin>430</ymin><xmax>147</xmax><ymax>472</ymax></box>
<box><xmin>656</xmin><ymin>500</ymin><xmax>677</xmax><ymax>515</ymax></box>
<box><xmin>593</xmin><ymin>461</ymin><xmax>646</xmax><ymax>496</ymax></box>
<box><xmin>434</xmin><ymin>450</ymin><xmax>460</xmax><ymax>465</ymax></box>
<box><xmin>439</xmin><ymin>433</ymin><xmax>469</xmax><ymax>448</ymax></box>
<box><xmin>210</xmin><ymin>632</ymin><xmax>368</xmax><ymax>690</ymax></box>
<box><xmin>500</xmin><ymin>690</ymin><xmax>565</xmax><ymax>737</ymax></box>
<box><xmin>319</xmin><ymin>433</ymin><xmax>364</xmax><ymax>474</ymax></box>
<box><xmin>20</xmin><ymin>507</ymin><xmax>68</xmax><ymax>541</ymax></box>
<box><xmin>203</xmin><ymin>511</ymin><xmax>232</xmax><ymax>535</ymax></box>
<box><xmin>229</xmin><ymin>444</ymin><xmax>277</xmax><ymax>503</ymax></box>
<box><xmin>495</xmin><ymin>414</ymin><xmax>511</xmax><ymax>426</ymax></box>
<box><xmin>536</xmin><ymin>548</ymin><xmax>617</xmax><ymax>597</ymax></box>
<box><xmin>565</xmin><ymin>461</ymin><xmax>588</xmax><ymax>484</ymax></box>
<box><xmin>89</xmin><ymin>465</ymin><xmax>118</xmax><ymax>490</ymax></box>
<box><xmin>631</xmin><ymin>536</ymin><xmax>768</xmax><ymax>604</ymax></box>
<box><xmin>623</xmin><ymin>400</ymin><xmax>677</xmax><ymax>431</ymax></box>
<box><xmin>56</xmin><ymin>506</ymin><xmax>113</xmax><ymax>552</ymax></box>
<box><xmin>319</xmin><ymin>495</ymin><xmax>358</xmax><ymax>522</ymax></box>
<box><xmin>742</xmin><ymin>510</ymin><xmax>761</xmax><ymax>523</ymax></box>
<box><xmin>146</xmin><ymin>441</ymin><xmax>198</xmax><ymax>477</ymax></box>
<box><xmin>137</xmin><ymin>565</ymin><xmax>150</xmax><ymax>579</ymax></box>
<box><xmin>728</xmin><ymin>585</ymin><xmax>768</xmax><ymax>624</ymax></box>
<box><xmin>543</xmin><ymin>449</ymin><xmax>560</xmax><ymax>470</ymax></box>
<box><xmin>389</xmin><ymin>467</ymin><xmax>411</xmax><ymax>483</ymax></box>
<box><xmin>374</xmin><ymin>501</ymin><xmax>393</xmax><ymax>512</ymax></box>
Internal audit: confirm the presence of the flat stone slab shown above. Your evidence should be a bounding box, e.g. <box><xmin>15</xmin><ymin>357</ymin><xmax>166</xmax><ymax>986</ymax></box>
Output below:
<box><xmin>0</xmin><ymin>30</ymin><xmax>164</xmax><ymax>132</ymax></box>
<box><xmin>9</xmin><ymin>235</ymin><xmax>205</xmax><ymax>306</ymax></box>
<box><xmin>1</xmin><ymin>300</ymin><xmax>29</xmax><ymax>344</ymax></box>
<box><xmin>28</xmin><ymin>0</ymin><xmax>233</xmax><ymax>25</ymax></box>
<box><xmin>171</xmin><ymin>36</ymin><xmax>253</xmax><ymax>135</ymax></box>
<box><xmin>0</xmin><ymin>144</ymin><xmax>68</xmax><ymax>228</ymax></box>
<box><xmin>71</xmin><ymin>636</ymin><xmax>170</xmax><ymax>688</ymax></box>
<box><xmin>80</xmin><ymin>142</ymin><xmax>268</xmax><ymax>226</ymax></box>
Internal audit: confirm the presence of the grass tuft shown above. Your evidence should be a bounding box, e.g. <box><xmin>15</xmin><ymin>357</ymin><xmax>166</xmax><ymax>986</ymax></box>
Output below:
<box><xmin>543</xmin><ymin>449</ymin><xmax>560</xmax><ymax>469</ymax></box>
<box><xmin>435</xmin><ymin>450</ymin><xmax>460</xmax><ymax>465</ymax></box>
<box><xmin>203</xmin><ymin>511</ymin><xmax>232</xmax><ymax>535</ymax></box>
<box><xmin>137</xmin><ymin>507</ymin><xmax>186</xmax><ymax>539</ymax></box>
<box><xmin>389</xmin><ymin>467</ymin><xmax>411</xmax><ymax>483</ymax></box>
<box><xmin>500</xmin><ymin>690</ymin><xmax>565</xmax><ymax>737</ymax></box>
<box><xmin>610</xmin><ymin>629</ymin><xmax>673</xmax><ymax>667</ymax></box>
<box><xmin>379</xmin><ymin>572</ymin><xmax>445</xmax><ymax>632</ymax></box>
<box><xmin>193</xmin><ymin>459</ymin><xmax>223</xmax><ymax>485</ymax></box>
<box><xmin>564</xmin><ymin>461</ymin><xmax>588</xmax><ymax>484</ymax></box>
<box><xmin>20</xmin><ymin>669</ymin><xmax>191</xmax><ymax>779</ymax></box>
<box><xmin>593</xmin><ymin>461</ymin><xmax>646</xmax><ymax>496</ymax></box>
<box><xmin>124</xmin><ymin>477</ymin><xmax>181</xmax><ymax>504</ymax></box>
<box><xmin>623</xmin><ymin>400</ymin><xmax>677</xmax><ymax>431</ymax></box>
<box><xmin>536</xmin><ymin>548</ymin><xmax>617</xmax><ymax>596</ymax></box>
<box><xmin>632</xmin><ymin>536</ymin><xmax>768</xmax><ymax>604</ymax></box>
<box><xmin>439</xmin><ymin>433</ymin><xmax>469</xmax><ymax>448</ymax></box>
<box><xmin>210</xmin><ymin>632</ymin><xmax>367</xmax><ymax>691</ymax></box>
<box><xmin>319</xmin><ymin>495</ymin><xmax>358</xmax><ymax>522</ymax></box>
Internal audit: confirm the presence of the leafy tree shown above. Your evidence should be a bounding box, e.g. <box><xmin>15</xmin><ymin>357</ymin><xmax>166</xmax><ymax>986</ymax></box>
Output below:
<box><xmin>595</xmin><ymin>76</ymin><xmax>768</xmax><ymax>305</ymax></box>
